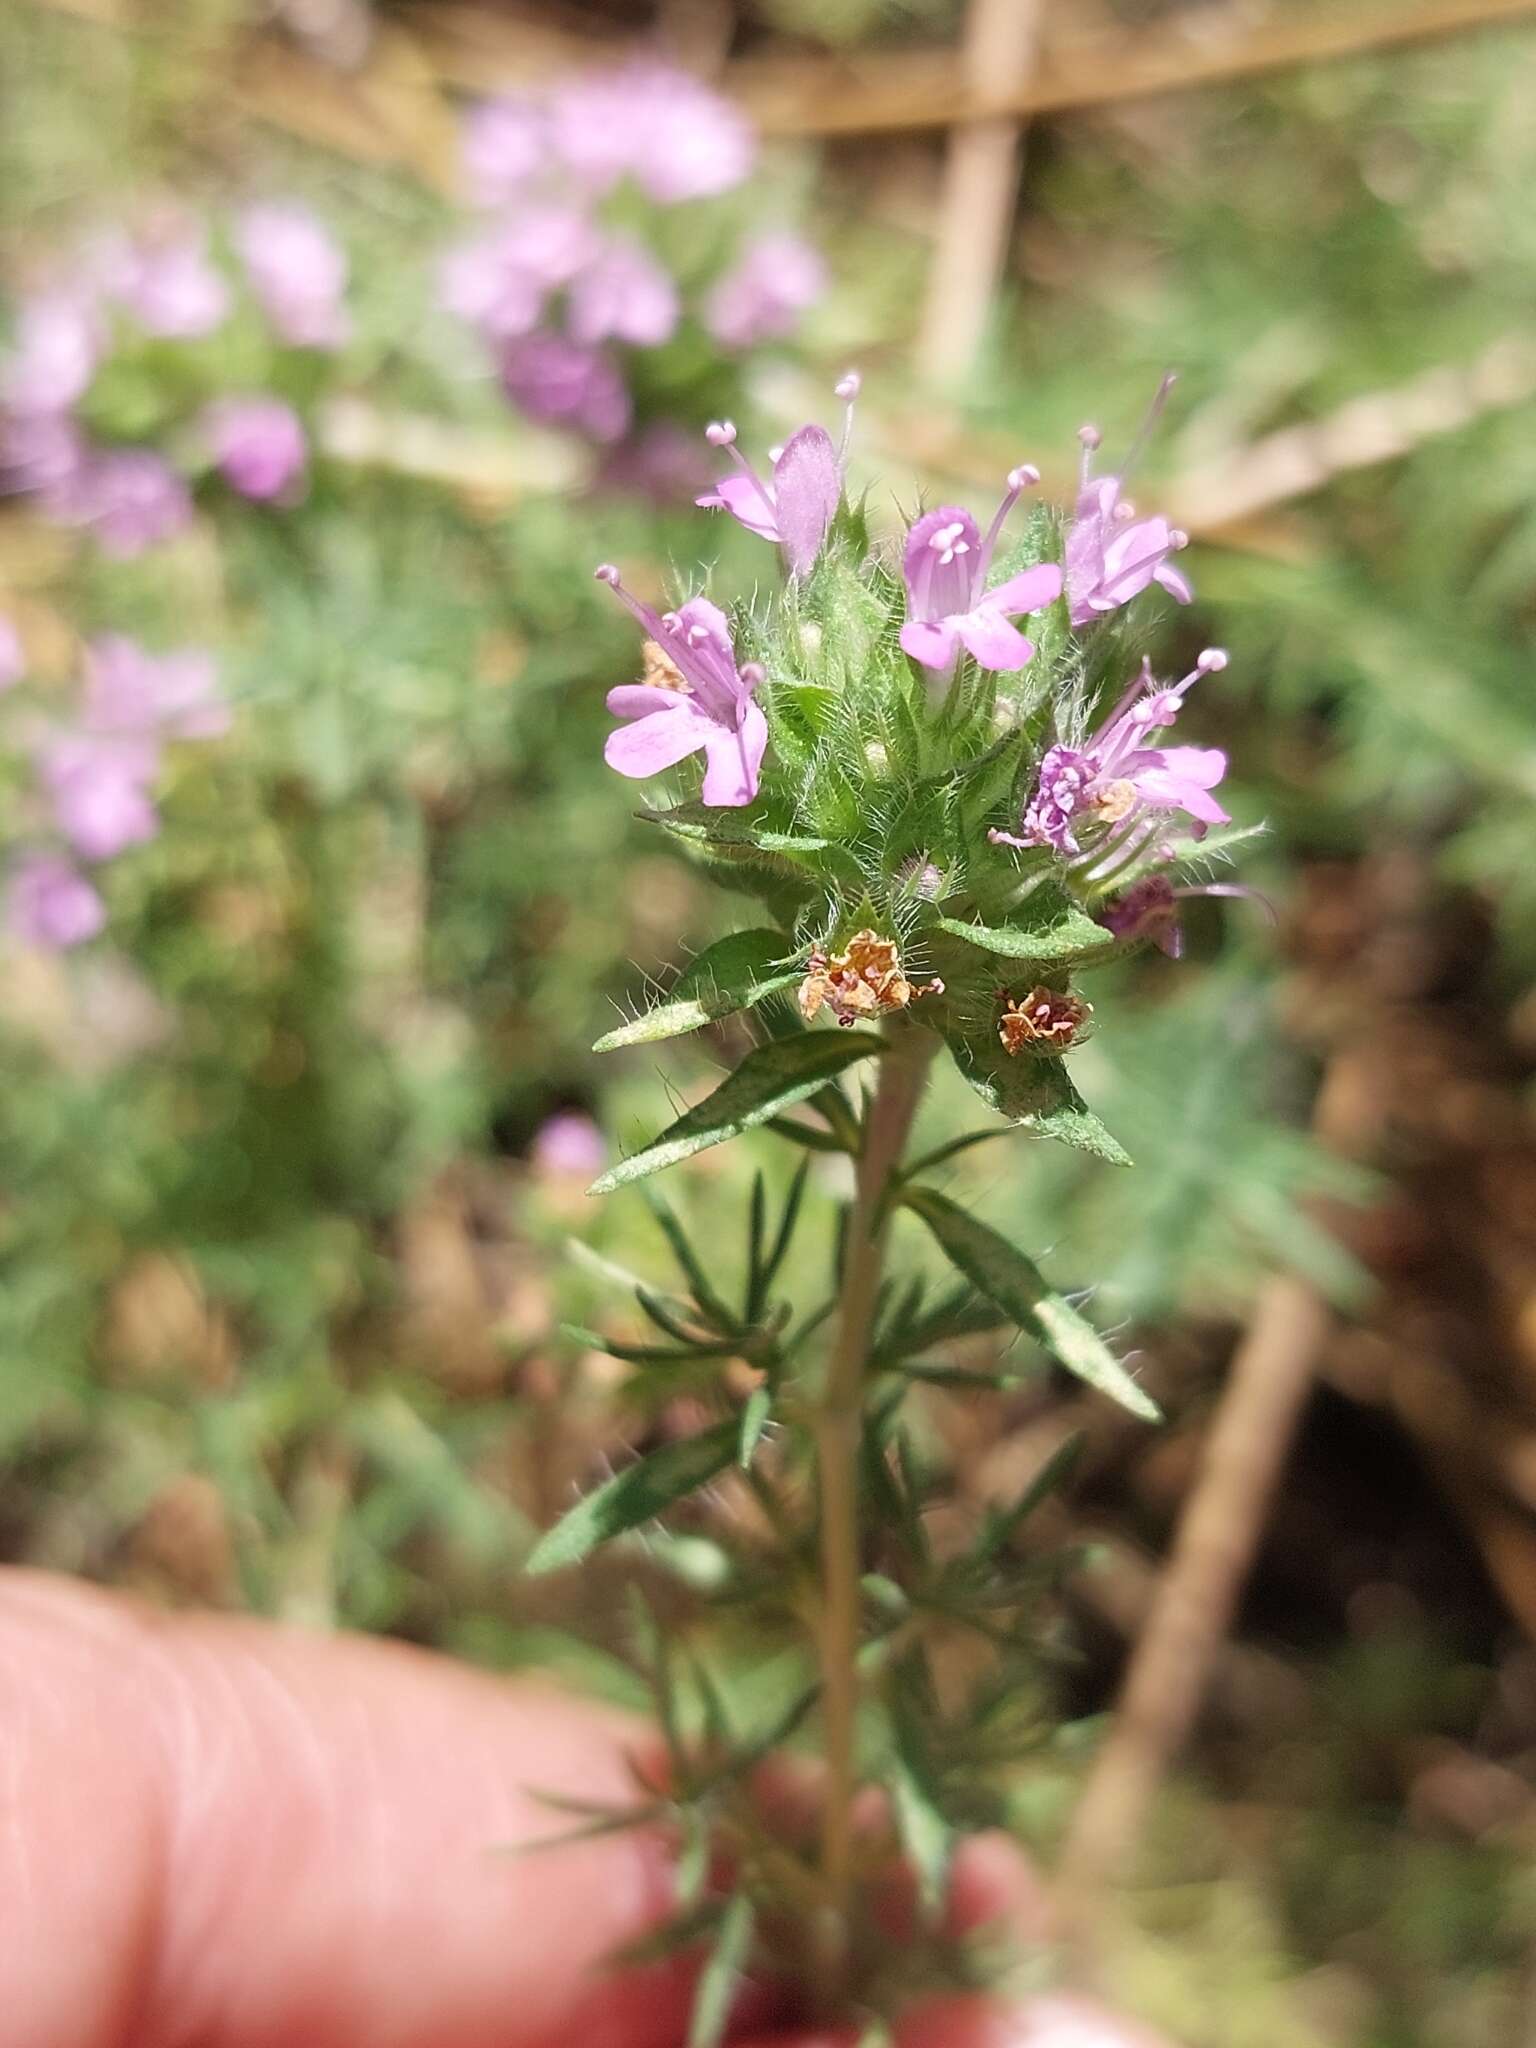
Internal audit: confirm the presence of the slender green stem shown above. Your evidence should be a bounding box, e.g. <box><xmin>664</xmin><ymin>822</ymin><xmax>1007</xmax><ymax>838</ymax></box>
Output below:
<box><xmin>812</xmin><ymin>1022</ymin><xmax>935</xmax><ymax>2002</ymax></box>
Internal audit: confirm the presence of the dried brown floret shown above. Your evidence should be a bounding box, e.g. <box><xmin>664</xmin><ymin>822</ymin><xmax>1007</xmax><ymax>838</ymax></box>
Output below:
<box><xmin>997</xmin><ymin>985</ymin><xmax>1092</xmax><ymax>1054</ymax></box>
<box><xmin>798</xmin><ymin>929</ymin><xmax>944</xmax><ymax>1028</ymax></box>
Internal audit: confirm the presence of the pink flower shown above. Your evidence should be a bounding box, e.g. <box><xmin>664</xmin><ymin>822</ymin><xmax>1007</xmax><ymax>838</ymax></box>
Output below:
<box><xmin>1</xmin><ymin>413</ymin><xmax>87</xmax><ymax>502</ymax></box>
<box><xmin>501</xmin><ymin>333</ymin><xmax>631</xmax><ymax>443</ymax></box>
<box><xmin>567</xmin><ymin>237</ymin><xmax>679</xmax><ymax>348</ymax></box>
<box><xmin>40</xmin><ymin>734</ymin><xmax>161</xmax><ymax>861</ymax></box>
<box><xmin>899</xmin><ymin>471</ymin><xmax>1062</xmax><ymax>674</ymax></box>
<box><xmin>532</xmin><ymin>1111</ymin><xmax>606</xmax><ymax>1177</ymax></box>
<box><xmin>697</xmin><ymin>375</ymin><xmax>857</xmax><ymax>578</ymax></box>
<box><xmin>236</xmin><ymin>204</ymin><xmax>350</xmax><ymax>349</ymax></box>
<box><xmin>549</xmin><ymin>63</ymin><xmax>753</xmax><ymax>204</ymax></box>
<box><xmin>460</xmin><ymin>95</ymin><xmax>546</xmax><ymax>206</ymax></box>
<box><xmin>994</xmin><ymin>651</ymin><xmax>1230</xmax><ymax>866</ymax></box>
<box><xmin>82</xmin><ymin>637</ymin><xmax>227</xmax><ymax>742</ymax></box>
<box><xmin>0</xmin><ymin>616</ymin><xmax>24</xmax><ymax>692</ymax></box>
<box><xmin>704</xmin><ymin>231</ymin><xmax>826</xmax><ymax>350</ymax></box>
<box><xmin>1097</xmin><ymin>872</ymin><xmax>1272</xmax><ymax>960</ymax></box>
<box><xmin>204</xmin><ymin>396</ymin><xmax>308</xmax><ymax>502</ymax></box>
<box><xmin>1</xmin><ymin>293</ymin><xmax>101</xmax><ymax>414</ymax></box>
<box><xmin>440</xmin><ymin>234</ymin><xmax>546</xmax><ymax>342</ymax></box>
<box><xmin>111</xmin><ymin>225</ymin><xmax>230</xmax><ymax>339</ymax></box>
<box><xmin>595</xmin><ymin>567</ymin><xmax>767</xmax><ymax>807</ymax></box>
<box><xmin>8</xmin><ymin>853</ymin><xmax>105</xmax><ymax>950</ymax></box>
<box><xmin>1066</xmin><ymin>378</ymin><xmax>1192</xmax><ymax>626</ymax></box>
<box><xmin>73</xmin><ymin>450</ymin><xmax>192</xmax><ymax>556</ymax></box>
<box><xmin>441</xmin><ymin>208</ymin><xmax>598</xmax><ymax>342</ymax></box>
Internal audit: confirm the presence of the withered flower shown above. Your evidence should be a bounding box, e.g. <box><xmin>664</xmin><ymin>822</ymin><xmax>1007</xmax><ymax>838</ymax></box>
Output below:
<box><xmin>997</xmin><ymin>985</ymin><xmax>1091</xmax><ymax>1054</ymax></box>
<box><xmin>799</xmin><ymin>929</ymin><xmax>943</xmax><ymax>1028</ymax></box>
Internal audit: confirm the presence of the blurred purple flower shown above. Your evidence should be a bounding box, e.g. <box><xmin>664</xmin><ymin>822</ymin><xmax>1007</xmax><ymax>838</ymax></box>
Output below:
<box><xmin>568</xmin><ymin>237</ymin><xmax>679</xmax><ymax>348</ymax></box>
<box><xmin>900</xmin><ymin>472</ymin><xmax>1061</xmax><ymax>675</ymax></box>
<box><xmin>109</xmin><ymin>224</ymin><xmax>230</xmax><ymax>339</ymax></box>
<box><xmin>501</xmin><ymin>333</ymin><xmax>631</xmax><ymax>443</ymax></box>
<box><xmin>441</xmin><ymin>206</ymin><xmax>598</xmax><ymax>342</ymax></box>
<box><xmin>236</xmin><ymin>204</ymin><xmax>350</xmax><ymax>349</ymax></box>
<box><xmin>82</xmin><ymin>636</ymin><xmax>227</xmax><ymax>742</ymax></box>
<box><xmin>1</xmin><ymin>413</ymin><xmax>88</xmax><ymax>503</ymax></box>
<box><xmin>704</xmin><ymin>231</ymin><xmax>825</xmax><ymax>350</ymax></box>
<box><xmin>697</xmin><ymin>376</ymin><xmax>858</xmax><ymax>578</ymax></box>
<box><xmin>204</xmin><ymin>396</ymin><xmax>308</xmax><ymax>502</ymax></box>
<box><xmin>595</xmin><ymin>567</ymin><xmax>767</xmax><ymax>807</ymax></box>
<box><xmin>1066</xmin><ymin>378</ymin><xmax>1192</xmax><ymax>626</ymax></box>
<box><xmin>440</xmin><ymin>234</ymin><xmax>546</xmax><ymax>342</ymax></box>
<box><xmin>71</xmin><ymin>449</ymin><xmax>192</xmax><ymax>556</ymax></box>
<box><xmin>532</xmin><ymin>1110</ymin><xmax>606</xmax><ymax>1177</ymax></box>
<box><xmin>592</xmin><ymin>422</ymin><xmax>712</xmax><ymax>503</ymax></box>
<box><xmin>994</xmin><ymin>650</ymin><xmax>1230</xmax><ymax>863</ymax></box>
<box><xmin>1</xmin><ymin>293</ymin><xmax>101</xmax><ymax>415</ymax></box>
<box><xmin>549</xmin><ymin>63</ymin><xmax>754</xmax><ymax>204</ymax></box>
<box><xmin>9</xmin><ymin>853</ymin><xmax>106</xmax><ymax>951</ymax></box>
<box><xmin>0</xmin><ymin>616</ymin><xmax>23</xmax><ymax>692</ymax></box>
<box><xmin>460</xmin><ymin>94</ymin><xmax>546</xmax><ymax>206</ymax></box>
<box><xmin>41</xmin><ymin>734</ymin><xmax>161</xmax><ymax>861</ymax></box>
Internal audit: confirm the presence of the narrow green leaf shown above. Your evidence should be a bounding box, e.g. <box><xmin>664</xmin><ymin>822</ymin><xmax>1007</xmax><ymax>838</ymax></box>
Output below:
<box><xmin>745</xmin><ymin>1170</ymin><xmax>768</xmax><ymax>1320</ymax></box>
<box><xmin>737</xmin><ymin>1384</ymin><xmax>772</xmax><ymax>1469</ymax></box>
<box><xmin>889</xmin><ymin>1751</ymin><xmax>953</xmax><ymax>1918</ymax></box>
<box><xmin>902</xmin><ymin>1187</ymin><xmax>1160</xmax><ymax>1421</ymax></box>
<box><xmin>934</xmin><ymin>908</ymin><xmax>1112</xmax><ymax>963</ymax></box>
<box><xmin>764</xmin><ymin>1113</ymin><xmax>848</xmax><ymax>1154</ymax></box>
<box><xmin>976</xmin><ymin>1431</ymin><xmax>1086</xmax><ymax>1560</ymax></box>
<box><xmin>590</xmin><ymin>1031</ymin><xmax>884</xmax><ymax>1194</ymax></box>
<box><xmin>759</xmin><ymin>1156</ymin><xmax>811</xmax><ymax>1301</ymax></box>
<box><xmin>689</xmin><ymin>1896</ymin><xmax>755</xmax><ymax>2048</ymax></box>
<box><xmin>644</xmin><ymin>1189</ymin><xmax>741</xmax><ymax>1333</ymax></box>
<box><xmin>526</xmin><ymin>1419</ymin><xmax>740</xmax><ymax>1574</ymax></box>
<box><xmin>562</xmin><ymin>1325</ymin><xmax>738</xmax><ymax>1368</ymax></box>
<box><xmin>594</xmin><ymin>930</ymin><xmax>799</xmax><ymax>1052</ymax></box>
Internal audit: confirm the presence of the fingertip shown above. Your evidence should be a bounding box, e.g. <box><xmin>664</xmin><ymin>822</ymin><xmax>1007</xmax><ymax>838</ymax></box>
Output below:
<box><xmin>945</xmin><ymin>1830</ymin><xmax>1055</xmax><ymax>1946</ymax></box>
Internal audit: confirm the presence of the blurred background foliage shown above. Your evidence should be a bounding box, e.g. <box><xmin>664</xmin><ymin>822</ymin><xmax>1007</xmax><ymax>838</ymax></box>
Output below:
<box><xmin>4</xmin><ymin>3</ymin><xmax>1536</xmax><ymax>2043</ymax></box>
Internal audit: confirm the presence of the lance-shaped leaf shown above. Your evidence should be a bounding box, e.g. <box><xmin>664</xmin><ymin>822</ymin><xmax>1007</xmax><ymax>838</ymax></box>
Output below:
<box><xmin>902</xmin><ymin>1186</ymin><xmax>1160</xmax><ymax>1422</ymax></box>
<box><xmin>589</xmin><ymin>1030</ymin><xmax>884</xmax><ymax>1194</ymax></box>
<box><xmin>933</xmin><ymin>904</ymin><xmax>1112</xmax><ymax>965</ymax></box>
<box><xmin>526</xmin><ymin>1417</ymin><xmax>740</xmax><ymax>1574</ymax></box>
<box><xmin>941</xmin><ymin>1015</ymin><xmax>1130</xmax><ymax>1166</ymax></box>
<box><xmin>594</xmin><ymin>929</ymin><xmax>799</xmax><ymax>1052</ymax></box>
<box><xmin>642</xmin><ymin>802</ymin><xmax>829</xmax><ymax>860</ymax></box>
<box><xmin>688</xmin><ymin>1895</ymin><xmax>756</xmax><ymax>2048</ymax></box>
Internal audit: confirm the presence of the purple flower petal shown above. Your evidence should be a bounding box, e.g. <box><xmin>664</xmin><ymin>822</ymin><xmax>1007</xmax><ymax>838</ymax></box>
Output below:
<box><xmin>700</xmin><ymin>701</ymin><xmax>768</xmax><ymax>807</ymax></box>
<box><xmin>699</xmin><ymin>470</ymin><xmax>781</xmax><ymax>544</ymax></box>
<box><xmin>603</xmin><ymin>697</ymin><xmax>717</xmax><ymax>779</ymax></box>
<box><xmin>955</xmin><ymin>609</ymin><xmax>1034</xmax><ymax>671</ymax></box>
<box><xmin>983</xmin><ymin>562</ymin><xmax>1063</xmax><ymax>617</ymax></box>
<box><xmin>606</xmin><ymin>684</ymin><xmax>682</xmax><ymax>720</ymax></box>
<box><xmin>899</xmin><ymin>618</ymin><xmax>960</xmax><ymax>670</ymax></box>
<box><xmin>902</xmin><ymin>508</ymin><xmax>982</xmax><ymax>625</ymax></box>
<box><xmin>771</xmin><ymin>426</ymin><xmax>840</xmax><ymax>578</ymax></box>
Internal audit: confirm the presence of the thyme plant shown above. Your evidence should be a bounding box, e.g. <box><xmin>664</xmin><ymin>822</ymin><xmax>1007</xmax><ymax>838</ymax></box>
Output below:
<box><xmin>528</xmin><ymin>375</ymin><xmax>1256</xmax><ymax>2036</ymax></box>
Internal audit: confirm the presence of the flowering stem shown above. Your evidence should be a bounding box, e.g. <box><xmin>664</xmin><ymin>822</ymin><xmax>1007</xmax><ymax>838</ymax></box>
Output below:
<box><xmin>812</xmin><ymin>1021</ymin><xmax>935</xmax><ymax>2001</ymax></box>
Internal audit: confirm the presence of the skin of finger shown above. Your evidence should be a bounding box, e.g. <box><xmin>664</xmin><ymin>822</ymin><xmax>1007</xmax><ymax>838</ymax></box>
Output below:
<box><xmin>0</xmin><ymin>1570</ymin><xmax>706</xmax><ymax>2048</ymax></box>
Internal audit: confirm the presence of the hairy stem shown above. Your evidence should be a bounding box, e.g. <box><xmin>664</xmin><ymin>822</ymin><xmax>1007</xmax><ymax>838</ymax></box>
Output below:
<box><xmin>812</xmin><ymin>1023</ymin><xmax>935</xmax><ymax>2000</ymax></box>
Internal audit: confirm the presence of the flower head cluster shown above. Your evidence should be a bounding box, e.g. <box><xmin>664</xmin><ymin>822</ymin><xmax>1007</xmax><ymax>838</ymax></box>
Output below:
<box><xmin>442</xmin><ymin>62</ymin><xmax>823</xmax><ymax>476</ymax></box>
<box><xmin>1</xmin><ymin>201</ymin><xmax>348</xmax><ymax>552</ymax></box>
<box><xmin>3</xmin><ymin>629</ymin><xmax>226</xmax><ymax>950</ymax></box>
